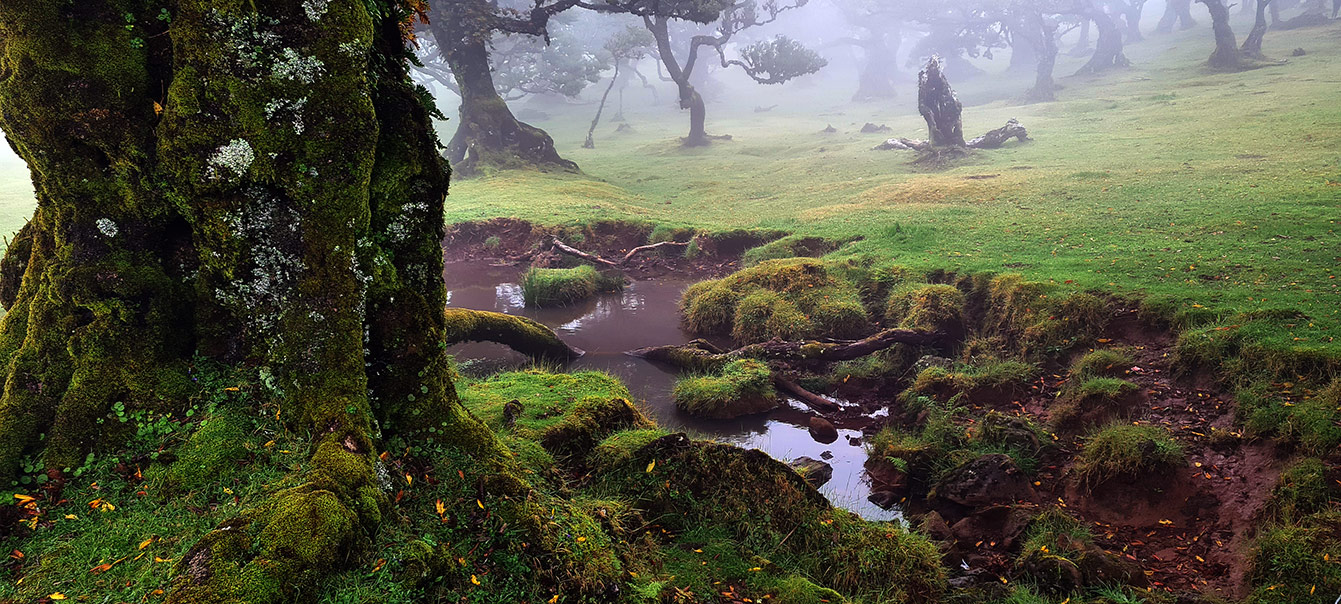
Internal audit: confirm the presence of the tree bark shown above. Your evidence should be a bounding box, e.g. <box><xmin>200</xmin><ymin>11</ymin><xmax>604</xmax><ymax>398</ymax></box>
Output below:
<box><xmin>585</xmin><ymin>61</ymin><xmax>621</xmax><ymax>148</ymax></box>
<box><xmin>1242</xmin><ymin>0</ymin><xmax>1274</xmax><ymax>58</ymax></box>
<box><xmin>1075</xmin><ymin>5</ymin><xmax>1132</xmax><ymax>75</ymax></box>
<box><xmin>1118</xmin><ymin>0</ymin><xmax>1147</xmax><ymax>42</ymax></box>
<box><xmin>1199</xmin><ymin>0</ymin><xmax>1246</xmax><ymax>70</ymax></box>
<box><xmin>0</xmin><ymin>2</ymin><xmax>515</xmax><ymax>601</ymax></box>
<box><xmin>1156</xmin><ymin>0</ymin><xmax>1199</xmax><ymax>32</ymax></box>
<box><xmin>434</xmin><ymin>0</ymin><xmax>579</xmax><ymax>176</ymax></box>
<box><xmin>917</xmin><ymin>57</ymin><xmax>966</xmax><ymax>149</ymax></box>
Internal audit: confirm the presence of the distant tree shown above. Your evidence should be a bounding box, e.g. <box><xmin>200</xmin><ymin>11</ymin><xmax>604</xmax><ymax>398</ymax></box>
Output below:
<box><xmin>585</xmin><ymin>26</ymin><xmax>656</xmax><ymax>148</ymax></box>
<box><xmin>1071</xmin><ymin>0</ymin><xmax>1131</xmax><ymax>74</ymax></box>
<box><xmin>415</xmin><ymin>27</ymin><xmax>607</xmax><ymax>102</ymax></box>
<box><xmin>1241</xmin><ymin>0</ymin><xmax>1275</xmax><ymax>59</ymax></box>
<box><xmin>1155</xmin><ymin>0</ymin><xmax>1200</xmax><ymax>33</ymax></box>
<box><xmin>585</xmin><ymin>0</ymin><xmax>828</xmax><ymax>146</ymax></box>
<box><xmin>423</xmin><ymin>0</ymin><xmax>584</xmax><ymax>175</ymax></box>
<box><xmin>827</xmin><ymin>0</ymin><xmax>905</xmax><ymax>100</ymax></box>
<box><xmin>1198</xmin><ymin>0</ymin><xmax>1247</xmax><ymax>70</ymax></box>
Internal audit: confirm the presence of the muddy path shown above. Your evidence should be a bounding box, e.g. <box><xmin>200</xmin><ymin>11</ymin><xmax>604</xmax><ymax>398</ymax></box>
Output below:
<box><xmin>924</xmin><ymin>310</ymin><xmax>1284</xmax><ymax>599</ymax></box>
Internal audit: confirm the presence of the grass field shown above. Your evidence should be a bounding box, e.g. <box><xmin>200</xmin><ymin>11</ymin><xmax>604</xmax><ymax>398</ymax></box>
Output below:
<box><xmin>443</xmin><ymin>21</ymin><xmax>1341</xmax><ymax>366</ymax></box>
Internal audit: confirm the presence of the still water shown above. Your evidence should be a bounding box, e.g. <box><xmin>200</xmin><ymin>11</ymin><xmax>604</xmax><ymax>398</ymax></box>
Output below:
<box><xmin>445</xmin><ymin>262</ymin><xmax>900</xmax><ymax>521</ymax></box>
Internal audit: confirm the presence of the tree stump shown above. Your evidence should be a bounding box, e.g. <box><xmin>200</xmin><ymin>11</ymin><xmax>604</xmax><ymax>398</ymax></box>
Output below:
<box><xmin>917</xmin><ymin>56</ymin><xmax>966</xmax><ymax>148</ymax></box>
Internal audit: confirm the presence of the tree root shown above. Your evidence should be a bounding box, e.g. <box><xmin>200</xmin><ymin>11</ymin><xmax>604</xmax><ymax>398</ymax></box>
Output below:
<box><xmin>549</xmin><ymin>236</ymin><xmax>690</xmax><ymax>269</ymax></box>
<box><xmin>444</xmin><ymin>308</ymin><xmax>584</xmax><ymax>362</ymax></box>
<box><xmin>874</xmin><ymin>119</ymin><xmax>1030</xmax><ymax>152</ymax></box>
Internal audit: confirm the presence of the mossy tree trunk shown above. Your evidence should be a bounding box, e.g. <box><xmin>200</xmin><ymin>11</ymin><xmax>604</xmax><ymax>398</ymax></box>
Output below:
<box><xmin>0</xmin><ymin>1</ymin><xmax>510</xmax><ymax>600</ymax></box>
<box><xmin>431</xmin><ymin>0</ymin><xmax>579</xmax><ymax>176</ymax></box>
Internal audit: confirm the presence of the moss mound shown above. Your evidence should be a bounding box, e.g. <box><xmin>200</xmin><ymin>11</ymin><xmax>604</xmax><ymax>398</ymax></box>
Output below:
<box><xmin>1075</xmin><ymin>424</ymin><xmax>1184</xmax><ymax>486</ymax></box>
<box><xmin>910</xmin><ymin>359</ymin><xmax>1038</xmax><ymax>405</ymax></box>
<box><xmin>741</xmin><ymin>235</ymin><xmax>841</xmax><ymax>266</ymax></box>
<box><xmin>1068</xmin><ymin>348</ymin><xmax>1134</xmax><ymax>380</ymax></box>
<box><xmin>680</xmin><ymin>258</ymin><xmax>869</xmax><ymax>345</ymax></box>
<box><xmin>1050</xmin><ymin>378</ymin><xmax>1143</xmax><ymax>432</ymax></box>
<box><xmin>886</xmin><ymin>283</ymin><xmax>967</xmax><ymax>339</ymax></box>
<box><xmin>673</xmin><ymin>359</ymin><xmax>778</xmax><ymax>419</ymax></box>
<box><xmin>1014</xmin><ymin>509</ymin><xmax>1147</xmax><ymax>594</ymax></box>
<box><xmin>521</xmin><ymin>265</ymin><xmax>623</xmax><ymax>307</ymax></box>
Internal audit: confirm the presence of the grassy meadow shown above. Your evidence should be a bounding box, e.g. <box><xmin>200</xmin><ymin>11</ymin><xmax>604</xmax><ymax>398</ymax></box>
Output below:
<box><xmin>443</xmin><ymin>22</ymin><xmax>1341</xmax><ymax>366</ymax></box>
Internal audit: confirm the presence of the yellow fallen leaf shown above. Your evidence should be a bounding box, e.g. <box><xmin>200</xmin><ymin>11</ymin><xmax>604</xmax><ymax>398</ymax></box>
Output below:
<box><xmin>476</xmin><ymin>499</ymin><xmax>484</xmax><ymax>509</ymax></box>
<box><xmin>12</xmin><ymin>494</ymin><xmax>35</xmax><ymax>504</ymax></box>
<box><xmin>435</xmin><ymin>500</ymin><xmax>445</xmax><ymax>516</ymax></box>
<box><xmin>64</xmin><ymin>514</ymin><xmax>77</xmax><ymax>520</ymax></box>
<box><xmin>155</xmin><ymin>556</ymin><xmax>173</xmax><ymax>563</ymax></box>
<box><xmin>748</xmin><ymin>567</ymin><xmax>762</xmax><ymax>572</ymax></box>
<box><xmin>646</xmin><ymin>460</ymin><xmax>656</xmax><ymax>473</ymax></box>
<box><xmin>224</xmin><ymin>387</ymin><xmax>240</xmax><ymax>392</ymax></box>
<box><xmin>471</xmin><ymin>574</ymin><xmax>481</xmax><ymax>585</ymax></box>
<box><xmin>1158</xmin><ymin>519</ymin><xmax>1173</xmax><ymax>526</ymax></box>
<box><xmin>548</xmin><ymin>596</ymin><xmax>559</xmax><ymax>604</ymax></box>
<box><xmin>576</xmin><ymin>536</ymin><xmax>586</xmax><ymax>543</ymax></box>
<box><xmin>139</xmin><ymin>537</ymin><xmax>157</xmax><ymax>550</ymax></box>
<box><xmin>48</xmin><ymin>594</ymin><xmax>67</xmax><ymax>601</ymax></box>
<box><xmin>90</xmin><ymin>562</ymin><xmax>114</xmax><ymax>574</ymax></box>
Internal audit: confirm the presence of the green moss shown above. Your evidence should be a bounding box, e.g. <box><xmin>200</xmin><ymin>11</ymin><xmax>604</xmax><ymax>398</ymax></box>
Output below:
<box><xmin>679</xmin><ymin>258</ymin><xmax>870</xmax><ymax>345</ymax></box>
<box><xmin>590</xmin><ymin>428</ymin><xmax>671</xmax><ymax>473</ymax></box>
<box><xmin>149</xmin><ymin>409</ymin><xmax>252</xmax><ymax>493</ymax></box>
<box><xmin>521</xmin><ymin>265</ymin><xmax>623</xmax><ymax>307</ymax></box>
<box><xmin>1076</xmin><ymin>424</ymin><xmax>1184</xmax><ymax>486</ymax></box>
<box><xmin>1050</xmin><ymin>378</ymin><xmax>1143</xmax><ymax>432</ymax></box>
<box><xmin>673</xmin><ymin>359</ymin><xmax>778</xmax><ymax>419</ymax></box>
<box><xmin>886</xmin><ymin>283</ymin><xmax>966</xmax><ymax>336</ymax></box>
<box><xmin>911</xmin><ymin>359</ymin><xmax>1038</xmax><ymax>404</ymax></box>
<box><xmin>1069</xmin><ymin>348</ymin><xmax>1134</xmax><ymax>380</ymax></box>
<box><xmin>741</xmin><ymin>235</ymin><xmax>839</xmax><ymax>266</ymax></box>
<box><xmin>1237</xmin><ymin>379</ymin><xmax>1341</xmax><ymax>456</ymax></box>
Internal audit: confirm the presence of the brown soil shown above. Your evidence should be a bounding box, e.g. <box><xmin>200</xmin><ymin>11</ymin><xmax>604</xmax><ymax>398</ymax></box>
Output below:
<box><xmin>442</xmin><ymin>218</ymin><xmax>780</xmax><ymax>280</ymax></box>
<box><xmin>839</xmin><ymin>308</ymin><xmax>1285</xmax><ymax>600</ymax></box>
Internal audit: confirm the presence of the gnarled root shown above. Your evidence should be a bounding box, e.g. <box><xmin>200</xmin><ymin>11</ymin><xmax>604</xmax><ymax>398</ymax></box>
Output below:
<box><xmin>444</xmin><ymin>308</ymin><xmax>584</xmax><ymax>362</ymax></box>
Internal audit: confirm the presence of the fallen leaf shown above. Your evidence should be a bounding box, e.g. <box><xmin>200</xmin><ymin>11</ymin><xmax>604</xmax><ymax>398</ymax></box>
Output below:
<box><xmin>139</xmin><ymin>537</ymin><xmax>157</xmax><ymax>550</ymax></box>
<box><xmin>646</xmin><ymin>460</ymin><xmax>656</xmax><ymax>473</ymax></box>
<box><xmin>471</xmin><ymin>574</ymin><xmax>481</xmax><ymax>585</ymax></box>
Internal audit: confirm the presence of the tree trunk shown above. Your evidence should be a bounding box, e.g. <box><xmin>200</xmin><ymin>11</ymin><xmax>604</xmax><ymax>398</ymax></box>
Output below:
<box><xmin>585</xmin><ymin>61</ymin><xmax>620</xmax><ymax>148</ymax></box>
<box><xmin>434</xmin><ymin>1</ymin><xmax>578</xmax><ymax>176</ymax></box>
<box><xmin>1069</xmin><ymin>17</ymin><xmax>1093</xmax><ymax>56</ymax></box>
<box><xmin>1242</xmin><ymin>0</ymin><xmax>1273</xmax><ymax>58</ymax></box>
<box><xmin>1156</xmin><ymin>0</ymin><xmax>1199</xmax><ymax>32</ymax></box>
<box><xmin>1020</xmin><ymin>13</ymin><xmax>1060</xmax><ymax>102</ymax></box>
<box><xmin>1121</xmin><ymin>0</ymin><xmax>1147</xmax><ymax>41</ymax></box>
<box><xmin>1075</xmin><ymin>5</ymin><xmax>1132</xmax><ymax>74</ymax></box>
<box><xmin>647</xmin><ymin>16</ymin><xmax>717</xmax><ymax>147</ymax></box>
<box><xmin>853</xmin><ymin>31</ymin><xmax>900</xmax><ymax>101</ymax></box>
<box><xmin>1199</xmin><ymin>0</ymin><xmax>1246</xmax><ymax>70</ymax></box>
<box><xmin>918</xmin><ymin>57</ymin><xmax>966</xmax><ymax>148</ymax></box>
<box><xmin>0</xmin><ymin>2</ymin><xmax>515</xmax><ymax>600</ymax></box>
<box><xmin>1007</xmin><ymin>25</ymin><xmax>1041</xmax><ymax>74</ymax></box>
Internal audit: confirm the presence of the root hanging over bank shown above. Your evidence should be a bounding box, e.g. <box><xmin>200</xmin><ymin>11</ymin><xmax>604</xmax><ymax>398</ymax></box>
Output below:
<box><xmin>444</xmin><ymin>308</ymin><xmax>585</xmax><ymax>362</ymax></box>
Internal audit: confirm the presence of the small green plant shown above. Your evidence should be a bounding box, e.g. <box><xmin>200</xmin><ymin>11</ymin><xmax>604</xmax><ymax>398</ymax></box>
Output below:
<box><xmin>673</xmin><ymin>359</ymin><xmax>777</xmax><ymax>419</ymax></box>
<box><xmin>483</xmin><ymin>235</ymin><xmax>502</xmax><ymax>250</ymax></box>
<box><xmin>520</xmin><ymin>265</ymin><xmax>623</xmax><ymax>307</ymax></box>
<box><xmin>1069</xmin><ymin>348</ymin><xmax>1134</xmax><ymax>380</ymax></box>
<box><xmin>1076</xmin><ymin>423</ymin><xmax>1184</xmax><ymax>487</ymax></box>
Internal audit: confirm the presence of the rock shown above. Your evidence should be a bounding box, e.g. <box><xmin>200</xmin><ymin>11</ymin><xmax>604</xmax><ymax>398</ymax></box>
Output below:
<box><xmin>933</xmin><ymin>454</ymin><xmax>1035</xmax><ymax>507</ymax></box>
<box><xmin>846</xmin><ymin>435</ymin><xmax>862</xmax><ymax>447</ymax></box>
<box><xmin>1291</xmin><ymin>47</ymin><xmax>1306</xmax><ymax>56</ymax></box>
<box><xmin>919</xmin><ymin>510</ymin><xmax>955</xmax><ymax>543</ymax></box>
<box><xmin>913</xmin><ymin>355</ymin><xmax>955</xmax><ymax>373</ymax></box>
<box><xmin>503</xmin><ymin>399</ymin><xmax>524</xmax><ymax>428</ymax></box>
<box><xmin>789</xmin><ymin>456</ymin><xmax>834</xmax><ymax>488</ymax></box>
<box><xmin>861</xmin><ymin>122</ymin><xmax>892</xmax><ymax>133</ymax></box>
<box><xmin>819</xmin><ymin>450</ymin><xmax>834</xmax><ymax>460</ymax></box>
<box><xmin>821</xmin><ymin>124</ymin><xmax>837</xmax><ymax>133</ymax></box>
<box><xmin>868</xmin><ymin>489</ymin><xmax>901</xmax><ymax>509</ymax></box>
<box><xmin>808</xmin><ymin>417</ymin><xmax>839</xmax><ymax>444</ymax></box>
<box><xmin>949</xmin><ymin>505</ymin><xmax>1035</xmax><ymax>551</ymax></box>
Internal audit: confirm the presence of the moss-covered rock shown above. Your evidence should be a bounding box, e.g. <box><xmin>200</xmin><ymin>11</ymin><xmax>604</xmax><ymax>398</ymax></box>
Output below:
<box><xmin>1014</xmin><ymin>509</ymin><xmax>1147</xmax><ymax>594</ymax></box>
<box><xmin>673</xmin><ymin>359</ymin><xmax>778</xmax><ymax>419</ymax></box>
<box><xmin>521</xmin><ymin>265</ymin><xmax>624</xmax><ymax>307</ymax></box>
<box><xmin>149</xmin><ymin>409</ymin><xmax>252</xmax><ymax>493</ymax></box>
<box><xmin>679</xmin><ymin>258</ymin><xmax>869</xmax><ymax>345</ymax></box>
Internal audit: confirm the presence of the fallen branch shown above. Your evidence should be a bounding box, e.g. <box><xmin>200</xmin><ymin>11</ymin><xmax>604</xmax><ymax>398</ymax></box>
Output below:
<box><xmin>628</xmin><ymin>328</ymin><xmax>942</xmax><ymax>368</ymax></box>
<box><xmin>445</xmin><ymin>308</ymin><xmax>584</xmax><ymax>362</ymax></box>
<box><xmin>773</xmin><ymin>375</ymin><xmax>841</xmax><ymax>413</ymax></box>
<box><xmin>550</xmin><ymin>237</ymin><xmax>690</xmax><ymax>268</ymax></box>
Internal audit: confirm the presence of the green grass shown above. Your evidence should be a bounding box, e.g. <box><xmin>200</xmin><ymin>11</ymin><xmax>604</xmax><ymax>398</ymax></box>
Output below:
<box><xmin>1076</xmin><ymin>423</ymin><xmax>1185</xmax><ymax>486</ymax></box>
<box><xmin>519</xmin><ymin>265</ymin><xmax>623</xmax><ymax>307</ymax></box>
<box><xmin>672</xmin><ymin>358</ymin><xmax>777</xmax><ymax>419</ymax></box>
<box><xmin>1069</xmin><ymin>348</ymin><xmax>1135</xmax><ymax>380</ymax></box>
<box><xmin>441</xmin><ymin>22</ymin><xmax>1341</xmax><ymax>375</ymax></box>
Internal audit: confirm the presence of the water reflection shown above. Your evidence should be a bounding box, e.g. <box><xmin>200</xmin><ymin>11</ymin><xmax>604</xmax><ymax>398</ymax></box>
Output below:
<box><xmin>445</xmin><ymin>261</ymin><xmax>901</xmax><ymax>522</ymax></box>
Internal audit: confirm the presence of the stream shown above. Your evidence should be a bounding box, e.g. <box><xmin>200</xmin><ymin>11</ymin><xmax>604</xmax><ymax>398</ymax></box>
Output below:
<box><xmin>445</xmin><ymin>262</ymin><xmax>900</xmax><ymax>522</ymax></box>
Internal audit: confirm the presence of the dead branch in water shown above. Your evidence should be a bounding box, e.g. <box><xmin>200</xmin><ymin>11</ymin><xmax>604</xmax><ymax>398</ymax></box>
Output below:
<box><xmin>549</xmin><ymin>236</ymin><xmax>691</xmax><ymax>268</ymax></box>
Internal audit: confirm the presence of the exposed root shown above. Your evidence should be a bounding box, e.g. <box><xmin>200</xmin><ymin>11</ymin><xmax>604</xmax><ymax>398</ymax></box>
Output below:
<box><xmin>549</xmin><ymin>236</ymin><xmax>690</xmax><ymax>268</ymax></box>
<box><xmin>444</xmin><ymin>308</ymin><xmax>585</xmax><ymax>362</ymax></box>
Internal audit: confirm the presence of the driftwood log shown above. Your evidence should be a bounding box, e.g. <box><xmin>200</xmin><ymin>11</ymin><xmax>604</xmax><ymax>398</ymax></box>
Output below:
<box><xmin>550</xmin><ymin>237</ymin><xmax>690</xmax><ymax>268</ymax></box>
<box><xmin>444</xmin><ymin>308</ymin><xmax>584</xmax><ymax>362</ymax></box>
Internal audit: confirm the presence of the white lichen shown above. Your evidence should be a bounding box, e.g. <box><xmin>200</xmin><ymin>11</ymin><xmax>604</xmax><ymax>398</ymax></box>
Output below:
<box><xmin>272</xmin><ymin>49</ymin><xmax>324</xmax><ymax>84</ymax></box>
<box><xmin>207</xmin><ymin>139</ymin><xmax>255</xmax><ymax>180</ymax></box>
<box><xmin>95</xmin><ymin>218</ymin><xmax>119</xmax><ymax>238</ymax></box>
<box><xmin>302</xmin><ymin>0</ymin><xmax>329</xmax><ymax>21</ymax></box>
